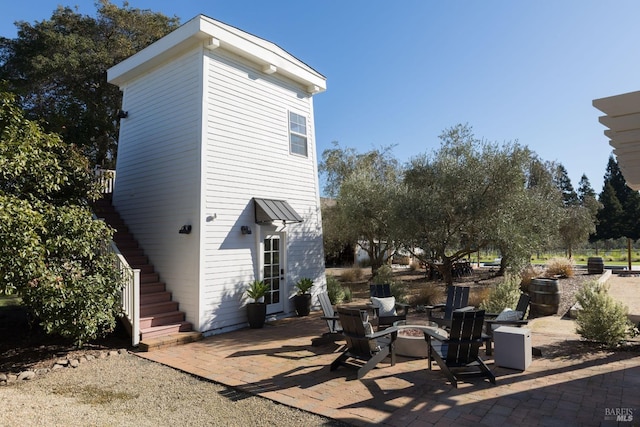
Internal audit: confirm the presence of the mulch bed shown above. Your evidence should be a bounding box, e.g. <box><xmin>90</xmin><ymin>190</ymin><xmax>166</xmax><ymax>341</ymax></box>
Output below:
<box><xmin>0</xmin><ymin>313</ymin><xmax>130</xmax><ymax>374</ymax></box>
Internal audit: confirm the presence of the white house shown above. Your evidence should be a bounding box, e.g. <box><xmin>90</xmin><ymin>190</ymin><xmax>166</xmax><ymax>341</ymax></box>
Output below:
<box><xmin>106</xmin><ymin>15</ymin><xmax>327</xmax><ymax>341</ymax></box>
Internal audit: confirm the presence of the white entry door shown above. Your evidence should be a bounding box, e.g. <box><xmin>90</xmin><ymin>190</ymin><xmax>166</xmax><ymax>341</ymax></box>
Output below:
<box><xmin>263</xmin><ymin>233</ymin><xmax>285</xmax><ymax>315</ymax></box>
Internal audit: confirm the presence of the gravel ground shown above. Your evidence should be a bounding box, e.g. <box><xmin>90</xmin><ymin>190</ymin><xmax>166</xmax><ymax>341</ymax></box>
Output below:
<box><xmin>0</xmin><ymin>352</ymin><xmax>345</xmax><ymax>427</ymax></box>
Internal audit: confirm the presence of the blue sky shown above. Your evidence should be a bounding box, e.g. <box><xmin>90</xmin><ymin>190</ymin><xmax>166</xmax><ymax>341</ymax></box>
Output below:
<box><xmin>2</xmin><ymin>1</ymin><xmax>639</xmax><ymax>192</ymax></box>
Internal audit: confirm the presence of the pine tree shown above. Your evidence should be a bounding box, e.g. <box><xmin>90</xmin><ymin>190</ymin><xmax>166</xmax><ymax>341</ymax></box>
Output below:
<box><xmin>553</xmin><ymin>163</ymin><xmax>579</xmax><ymax>206</ymax></box>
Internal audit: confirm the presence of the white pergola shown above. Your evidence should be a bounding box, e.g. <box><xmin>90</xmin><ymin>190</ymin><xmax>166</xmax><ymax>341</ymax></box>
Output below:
<box><xmin>593</xmin><ymin>91</ymin><xmax>640</xmax><ymax>190</ymax></box>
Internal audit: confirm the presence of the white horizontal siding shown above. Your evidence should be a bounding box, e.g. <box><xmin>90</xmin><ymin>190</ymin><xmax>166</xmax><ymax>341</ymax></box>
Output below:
<box><xmin>113</xmin><ymin>47</ymin><xmax>204</xmax><ymax>326</ymax></box>
<box><xmin>198</xmin><ymin>48</ymin><xmax>324</xmax><ymax>334</ymax></box>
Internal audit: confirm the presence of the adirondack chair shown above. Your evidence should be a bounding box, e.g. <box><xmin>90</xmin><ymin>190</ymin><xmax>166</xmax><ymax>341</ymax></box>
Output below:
<box><xmin>311</xmin><ymin>292</ymin><xmax>343</xmax><ymax>346</ymax></box>
<box><xmin>483</xmin><ymin>293</ymin><xmax>531</xmax><ymax>355</ymax></box>
<box><xmin>424</xmin><ymin>309</ymin><xmax>495</xmax><ymax>388</ymax></box>
<box><xmin>368</xmin><ymin>284</ymin><xmax>409</xmax><ymax>330</ymax></box>
<box><xmin>425</xmin><ymin>285</ymin><xmax>472</xmax><ymax>329</ymax></box>
<box><xmin>330</xmin><ymin>307</ymin><xmax>398</xmax><ymax>379</ymax></box>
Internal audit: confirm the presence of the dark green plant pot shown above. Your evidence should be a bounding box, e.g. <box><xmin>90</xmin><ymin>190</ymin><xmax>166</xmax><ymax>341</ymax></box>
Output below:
<box><xmin>247</xmin><ymin>303</ymin><xmax>266</xmax><ymax>328</ymax></box>
<box><xmin>294</xmin><ymin>294</ymin><xmax>312</xmax><ymax>317</ymax></box>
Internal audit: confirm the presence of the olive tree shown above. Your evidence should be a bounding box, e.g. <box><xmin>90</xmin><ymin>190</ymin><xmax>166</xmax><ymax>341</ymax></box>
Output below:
<box><xmin>320</xmin><ymin>144</ymin><xmax>402</xmax><ymax>274</ymax></box>
<box><xmin>0</xmin><ymin>89</ymin><xmax>122</xmax><ymax>345</ymax></box>
<box><xmin>397</xmin><ymin>124</ymin><xmax>562</xmax><ymax>284</ymax></box>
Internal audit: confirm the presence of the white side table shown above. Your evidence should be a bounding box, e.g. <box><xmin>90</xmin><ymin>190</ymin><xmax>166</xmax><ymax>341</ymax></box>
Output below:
<box><xmin>493</xmin><ymin>326</ymin><xmax>531</xmax><ymax>371</ymax></box>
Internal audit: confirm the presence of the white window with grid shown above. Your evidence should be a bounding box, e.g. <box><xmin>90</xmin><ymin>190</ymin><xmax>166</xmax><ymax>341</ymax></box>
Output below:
<box><xmin>289</xmin><ymin>111</ymin><xmax>308</xmax><ymax>157</ymax></box>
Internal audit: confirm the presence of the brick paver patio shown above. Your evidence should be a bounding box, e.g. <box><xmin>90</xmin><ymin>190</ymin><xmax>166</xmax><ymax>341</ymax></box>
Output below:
<box><xmin>137</xmin><ymin>312</ymin><xmax>640</xmax><ymax>426</ymax></box>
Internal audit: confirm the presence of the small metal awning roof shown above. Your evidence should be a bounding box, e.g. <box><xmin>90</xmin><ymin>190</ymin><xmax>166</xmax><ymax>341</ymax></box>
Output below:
<box><xmin>253</xmin><ymin>198</ymin><xmax>303</xmax><ymax>224</ymax></box>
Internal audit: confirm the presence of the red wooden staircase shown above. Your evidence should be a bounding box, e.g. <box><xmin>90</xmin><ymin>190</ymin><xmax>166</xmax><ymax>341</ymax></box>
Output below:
<box><xmin>93</xmin><ymin>197</ymin><xmax>201</xmax><ymax>350</ymax></box>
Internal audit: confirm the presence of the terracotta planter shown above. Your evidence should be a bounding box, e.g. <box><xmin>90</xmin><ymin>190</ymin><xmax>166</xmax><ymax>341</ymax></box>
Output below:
<box><xmin>247</xmin><ymin>303</ymin><xmax>266</xmax><ymax>328</ymax></box>
<box><xmin>294</xmin><ymin>294</ymin><xmax>311</xmax><ymax>316</ymax></box>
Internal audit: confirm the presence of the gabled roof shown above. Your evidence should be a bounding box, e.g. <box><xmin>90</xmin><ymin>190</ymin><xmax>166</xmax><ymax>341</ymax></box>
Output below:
<box><xmin>107</xmin><ymin>14</ymin><xmax>326</xmax><ymax>94</ymax></box>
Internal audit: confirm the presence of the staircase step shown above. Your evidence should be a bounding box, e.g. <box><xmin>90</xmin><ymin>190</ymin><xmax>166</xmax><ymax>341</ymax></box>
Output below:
<box><xmin>114</xmin><ymin>239</ymin><xmax>138</xmax><ymax>249</ymax></box>
<box><xmin>138</xmin><ymin>331</ymin><xmax>202</xmax><ymax>352</ymax></box>
<box><xmin>131</xmin><ymin>264</ymin><xmax>154</xmax><ymax>274</ymax></box>
<box><xmin>140</xmin><ymin>273</ymin><xmax>160</xmax><ymax>283</ymax></box>
<box><xmin>140</xmin><ymin>291</ymin><xmax>172</xmax><ymax>305</ymax></box>
<box><xmin>141</xmin><ymin>282</ymin><xmax>166</xmax><ymax>294</ymax></box>
<box><xmin>139</xmin><ymin>322</ymin><xmax>194</xmax><ymax>342</ymax></box>
<box><xmin>125</xmin><ymin>255</ymin><xmax>149</xmax><ymax>265</ymax></box>
<box><xmin>93</xmin><ymin>197</ymin><xmax>196</xmax><ymax>349</ymax></box>
<box><xmin>139</xmin><ymin>311</ymin><xmax>185</xmax><ymax>329</ymax></box>
<box><xmin>140</xmin><ymin>301</ymin><xmax>179</xmax><ymax>316</ymax></box>
<box><xmin>119</xmin><ymin>247</ymin><xmax>145</xmax><ymax>258</ymax></box>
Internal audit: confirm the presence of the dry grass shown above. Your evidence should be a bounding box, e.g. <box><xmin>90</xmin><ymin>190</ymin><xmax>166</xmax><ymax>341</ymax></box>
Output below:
<box><xmin>520</xmin><ymin>264</ymin><xmax>544</xmax><ymax>293</ymax></box>
<box><xmin>545</xmin><ymin>257</ymin><xmax>575</xmax><ymax>278</ymax></box>
<box><xmin>469</xmin><ymin>286</ymin><xmax>492</xmax><ymax>308</ymax></box>
<box><xmin>340</xmin><ymin>268</ymin><xmax>363</xmax><ymax>283</ymax></box>
<box><xmin>409</xmin><ymin>285</ymin><xmax>443</xmax><ymax>306</ymax></box>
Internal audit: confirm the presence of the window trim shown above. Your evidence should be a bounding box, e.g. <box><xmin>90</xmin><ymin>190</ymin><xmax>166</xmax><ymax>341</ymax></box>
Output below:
<box><xmin>288</xmin><ymin>111</ymin><xmax>308</xmax><ymax>157</ymax></box>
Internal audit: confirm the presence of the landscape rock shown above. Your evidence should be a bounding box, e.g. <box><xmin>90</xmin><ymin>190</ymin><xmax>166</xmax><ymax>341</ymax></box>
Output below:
<box><xmin>17</xmin><ymin>371</ymin><xmax>35</xmax><ymax>381</ymax></box>
<box><xmin>69</xmin><ymin>359</ymin><xmax>80</xmax><ymax>368</ymax></box>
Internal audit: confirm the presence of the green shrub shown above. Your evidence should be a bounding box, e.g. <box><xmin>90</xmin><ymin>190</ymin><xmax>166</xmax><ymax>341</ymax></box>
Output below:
<box><xmin>545</xmin><ymin>257</ymin><xmax>575</xmax><ymax>278</ymax></box>
<box><xmin>390</xmin><ymin>282</ymin><xmax>408</xmax><ymax>304</ymax></box>
<box><xmin>342</xmin><ymin>287</ymin><xmax>352</xmax><ymax>303</ymax></box>
<box><xmin>326</xmin><ymin>275</ymin><xmax>345</xmax><ymax>305</ymax></box>
<box><xmin>575</xmin><ymin>281</ymin><xmax>633</xmax><ymax>346</ymax></box>
<box><xmin>372</xmin><ymin>265</ymin><xmax>393</xmax><ymax>285</ymax></box>
<box><xmin>479</xmin><ymin>274</ymin><xmax>521</xmax><ymax>313</ymax></box>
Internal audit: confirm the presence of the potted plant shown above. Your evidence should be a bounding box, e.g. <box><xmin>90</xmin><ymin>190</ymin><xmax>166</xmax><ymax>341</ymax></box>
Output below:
<box><xmin>293</xmin><ymin>277</ymin><xmax>314</xmax><ymax>316</ymax></box>
<box><xmin>245</xmin><ymin>279</ymin><xmax>269</xmax><ymax>328</ymax></box>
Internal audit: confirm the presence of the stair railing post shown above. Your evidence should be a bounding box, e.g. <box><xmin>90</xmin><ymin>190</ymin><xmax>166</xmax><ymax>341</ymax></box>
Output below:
<box><xmin>132</xmin><ymin>268</ymin><xmax>141</xmax><ymax>346</ymax></box>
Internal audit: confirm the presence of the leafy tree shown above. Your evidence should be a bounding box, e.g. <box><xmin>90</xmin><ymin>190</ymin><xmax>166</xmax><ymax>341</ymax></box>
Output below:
<box><xmin>0</xmin><ymin>0</ymin><xmax>180</xmax><ymax>167</ymax></box>
<box><xmin>319</xmin><ymin>144</ymin><xmax>402</xmax><ymax>274</ymax></box>
<box><xmin>496</xmin><ymin>157</ymin><xmax>564</xmax><ymax>273</ymax></box>
<box><xmin>554</xmin><ymin>169</ymin><xmax>599</xmax><ymax>258</ymax></box>
<box><xmin>558</xmin><ymin>205</ymin><xmax>596</xmax><ymax>258</ymax></box>
<box><xmin>0</xmin><ymin>89</ymin><xmax>122</xmax><ymax>345</ymax></box>
<box><xmin>320</xmin><ymin>198</ymin><xmax>353</xmax><ymax>266</ymax></box>
<box><xmin>398</xmin><ymin>124</ymin><xmax>560</xmax><ymax>284</ymax></box>
<box><xmin>595</xmin><ymin>156</ymin><xmax>640</xmax><ymax>268</ymax></box>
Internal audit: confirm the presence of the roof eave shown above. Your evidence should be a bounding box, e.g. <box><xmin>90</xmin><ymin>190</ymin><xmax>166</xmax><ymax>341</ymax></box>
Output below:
<box><xmin>107</xmin><ymin>14</ymin><xmax>326</xmax><ymax>94</ymax></box>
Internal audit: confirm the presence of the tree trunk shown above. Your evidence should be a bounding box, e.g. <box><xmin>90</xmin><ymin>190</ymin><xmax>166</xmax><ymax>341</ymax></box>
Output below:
<box><xmin>439</xmin><ymin>258</ymin><xmax>454</xmax><ymax>286</ymax></box>
<box><xmin>628</xmin><ymin>237</ymin><xmax>632</xmax><ymax>271</ymax></box>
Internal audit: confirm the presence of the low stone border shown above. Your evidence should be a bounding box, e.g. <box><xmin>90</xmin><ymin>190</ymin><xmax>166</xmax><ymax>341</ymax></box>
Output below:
<box><xmin>0</xmin><ymin>348</ymin><xmax>128</xmax><ymax>386</ymax></box>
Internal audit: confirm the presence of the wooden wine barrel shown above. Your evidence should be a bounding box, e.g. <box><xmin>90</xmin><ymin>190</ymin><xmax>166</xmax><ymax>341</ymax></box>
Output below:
<box><xmin>529</xmin><ymin>278</ymin><xmax>561</xmax><ymax>317</ymax></box>
<box><xmin>587</xmin><ymin>257</ymin><xmax>604</xmax><ymax>274</ymax></box>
